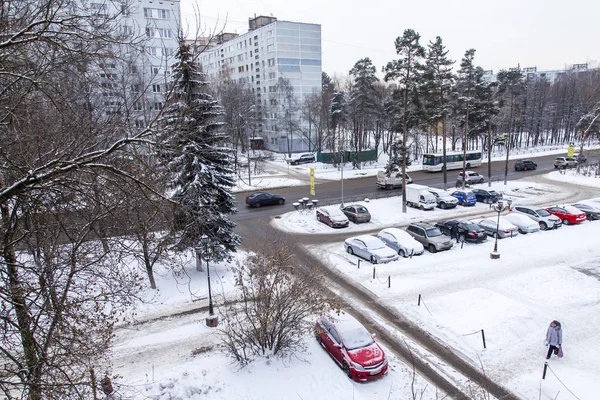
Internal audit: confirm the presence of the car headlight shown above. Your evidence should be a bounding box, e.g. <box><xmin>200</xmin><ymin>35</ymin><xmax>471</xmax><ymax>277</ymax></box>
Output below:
<box><xmin>351</xmin><ymin>361</ymin><xmax>366</xmax><ymax>371</ymax></box>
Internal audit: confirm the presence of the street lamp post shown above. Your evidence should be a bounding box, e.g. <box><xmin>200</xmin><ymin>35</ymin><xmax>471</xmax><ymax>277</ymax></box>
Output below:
<box><xmin>202</xmin><ymin>239</ymin><xmax>218</xmax><ymax>327</ymax></box>
<box><xmin>490</xmin><ymin>199</ymin><xmax>512</xmax><ymax>259</ymax></box>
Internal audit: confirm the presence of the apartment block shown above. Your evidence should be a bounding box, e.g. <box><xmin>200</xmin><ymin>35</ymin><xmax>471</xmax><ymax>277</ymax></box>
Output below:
<box><xmin>196</xmin><ymin>15</ymin><xmax>322</xmax><ymax>152</ymax></box>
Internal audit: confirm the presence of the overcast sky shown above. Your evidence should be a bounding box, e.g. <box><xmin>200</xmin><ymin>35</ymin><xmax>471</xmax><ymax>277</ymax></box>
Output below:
<box><xmin>181</xmin><ymin>0</ymin><xmax>599</xmax><ymax>78</ymax></box>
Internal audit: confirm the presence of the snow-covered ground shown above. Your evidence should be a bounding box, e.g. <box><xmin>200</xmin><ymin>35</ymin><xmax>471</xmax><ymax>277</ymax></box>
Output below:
<box><xmin>112</xmin><ymin>166</ymin><xmax>600</xmax><ymax>400</ymax></box>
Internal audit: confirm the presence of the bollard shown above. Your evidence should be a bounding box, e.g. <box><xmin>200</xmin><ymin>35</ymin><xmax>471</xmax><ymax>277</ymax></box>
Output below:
<box><xmin>373</xmin><ymin>267</ymin><xmax>376</xmax><ymax>279</ymax></box>
<box><xmin>481</xmin><ymin>329</ymin><xmax>487</xmax><ymax>349</ymax></box>
<box><xmin>418</xmin><ymin>294</ymin><xmax>421</xmax><ymax>306</ymax></box>
<box><xmin>358</xmin><ymin>259</ymin><xmax>361</xmax><ymax>269</ymax></box>
<box><xmin>542</xmin><ymin>361</ymin><xmax>548</xmax><ymax>379</ymax></box>
<box><xmin>388</xmin><ymin>275</ymin><xmax>391</xmax><ymax>288</ymax></box>
<box><xmin>410</xmin><ymin>249</ymin><xmax>414</xmax><ymax>259</ymax></box>
<box><xmin>461</xmin><ymin>240</ymin><xmax>464</xmax><ymax>249</ymax></box>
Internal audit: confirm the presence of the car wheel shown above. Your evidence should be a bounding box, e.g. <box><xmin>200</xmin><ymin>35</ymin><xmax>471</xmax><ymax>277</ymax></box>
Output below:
<box><xmin>346</xmin><ymin>246</ymin><xmax>354</xmax><ymax>255</ymax></box>
<box><xmin>428</xmin><ymin>244</ymin><xmax>437</xmax><ymax>253</ymax></box>
<box><xmin>420</xmin><ymin>205</ymin><xmax>424</xmax><ymax>210</ymax></box>
<box><xmin>317</xmin><ymin>214</ymin><xmax>322</xmax><ymax>222</ymax></box>
<box><xmin>563</xmin><ymin>219</ymin><xmax>570</xmax><ymax>225</ymax></box>
<box><xmin>539</xmin><ymin>221</ymin><xmax>548</xmax><ymax>230</ymax></box>
<box><xmin>353</xmin><ymin>216</ymin><xmax>358</xmax><ymax>223</ymax></box>
<box><xmin>255</xmin><ymin>202</ymin><xmax>262</xmax><ymax>208</ymax></box>
<box><xmin>399</xmin><ymin>249</ymin><xmax>406</xmax><ymax>257</ymax></box>
<box><xmin>370</xmin><ymin>256</ymin><xmax>378</xmax><ymax>264</ymax></box>
<box><xmin>278</xmin><ymin>199</ymin><xmax>284</xmax><ymax>205</ymax></box>
<box><xmin>329</xmin><ymin>220</ymin><xmax>334</xmax><ymax>228</ymax></box>
<box><xmin>533</xmin><ymin>165</ymin><xmax>537</xmax><ymax>170</ymax></box>
<box><xmin>343</xmin><ymin>363</ymin><xmax>353</xmax><ymax>379</ymax></box>
<box><xmin>440</xmin><ymin>202</ymin><xmax>446</xmax><ymax>209</ymax></box>
<box><xmin>492</xmin><ymin>231</ymin><xmax>497</xmax><ymax>239</ymax></box>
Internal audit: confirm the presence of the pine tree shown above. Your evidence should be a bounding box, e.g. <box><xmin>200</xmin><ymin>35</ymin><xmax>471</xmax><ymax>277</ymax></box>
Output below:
<box><xmin>330</xmin><ymin>90</ymin><xmax>347</xmax><ymax>167</ymax></box>
<box><xmin>455</xmin><ymin>49</ymin><xmax>485</xmax><ymax>189</ymax></box>
<box><xmin>423</xmin><ymin>36</ymin><xmax>454</xmax><ymax>190</ymax></box>
<box><xmin>159</xmin><ymin>42</ymin><xmax>240</xmax><ymax>263</ymax></box>
<box><xmin>349</xmin><ymin>57</ymin><xmax>379</xmax><ymax>167</ymax></box>
<box><xmin>384</xmin><ymin>29</ymin><xmax>425</xmax><ymax>212</ymax></box>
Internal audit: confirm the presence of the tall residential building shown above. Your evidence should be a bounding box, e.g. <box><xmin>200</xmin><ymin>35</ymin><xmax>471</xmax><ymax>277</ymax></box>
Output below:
<box><xmin>94</xmin><ymin>0</ymin><xmax>180</xmax><ymax>127</ymax></box>
<box><xmin>197</xmin><ymin>15</ymin><xmax>322</xmax><ymax>152</ymax></box>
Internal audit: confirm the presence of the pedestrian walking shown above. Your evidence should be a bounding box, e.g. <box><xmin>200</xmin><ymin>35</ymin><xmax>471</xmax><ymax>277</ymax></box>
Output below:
<box><xmin>545</xmin><ymin>320</ymin><xmax>562</xmax><ymax>359</ymax></box>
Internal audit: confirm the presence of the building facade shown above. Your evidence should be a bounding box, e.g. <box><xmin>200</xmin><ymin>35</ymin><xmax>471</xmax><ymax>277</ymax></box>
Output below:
<box><xmin>482</xmin><ymin>63</ymin><xmax>596</xmax><ymax>84</ymax></box>
<box><xmin>197</xmin><ymin>16</ymin><xmax>322</xmax><ymax>152</ymax></box>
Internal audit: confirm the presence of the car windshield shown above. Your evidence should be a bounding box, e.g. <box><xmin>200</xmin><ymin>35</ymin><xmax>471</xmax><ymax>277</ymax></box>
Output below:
<box><xmin>535</xmin><ymin>209</ymin><xmax>551</xmax><ymax>217</ymax></box>
<box><xmin>342</xmin><ymin>327</ymin><xmax>374</xmax><ymax>350</ymax></box>
<box><xmin>426</xmin><ymin>227</ymin><xmax>443</xmax><ymax>237</ymax></box>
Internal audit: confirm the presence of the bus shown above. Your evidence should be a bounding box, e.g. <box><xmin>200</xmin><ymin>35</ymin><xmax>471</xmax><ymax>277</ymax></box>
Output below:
<box><xmin>422</xmin><ymin>150</ymin><xmax>483</xmax><ymax>172</ymax></box>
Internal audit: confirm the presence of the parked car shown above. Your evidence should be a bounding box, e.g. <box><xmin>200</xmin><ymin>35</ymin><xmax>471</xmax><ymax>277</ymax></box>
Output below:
<box><xmin>471</xmin><ymin>188</ymin><xmax>502</xmax><ymax>204</ymax></box>
<box><xmin>288</xmin><ymin>153</ymin><xmax>315</xmax><ymax>165</ymax></box>
<box><xmin>377</xmin><ymin>228</ymin><xmax>425</xmax><ymax>257</ymax></box>
<box><xmin>427</xmin><ymin>188</ymin><xmax>459</xmax><ymax>209</ymax></box>
<box><xmin>503</xmin><ymin>213</ymin><xmax>541</xmax><ymax>234</ymax></box>
<box><xmin>457</xmin><ymin>170</ymin><xmax>485</xmax><ymax>184</ymax></box>
<box><xmin>450</xmin><ymin>190</ymin><xmax>477</xmax><ymax>206</ymax></box>
<box><xmin>342</xmin><ymin>204</ymin><xmax>371</xmax><ymax>223</ymax></box>
<box><xmin>472</xmin><ymin>217</ymin><xmax>519</xmax><ymax>239</ymax></box>
<box><xmin>553</xmin><ymin>156</ymin><xmax>577</xmax><ymax>169</ymax></box>
<box><xmin>545</xmin><ymin>205</ymin><xmax>587</xmax><ymax>225</ymax></box>
<box><xmin>576</xmin><ymin>153</ymin><xmax>587</xmax><ymax>163</ymax></box>
<box><xmin>571</xmin><ymin>201</ymin><xmax>600</xmax><ymax>221</ymax></box>
<box><xmin>316</xmin><ymin>206</ymin><xmax>349</xmax><ymax>228</ymax></box>
<box><xmin>245</xmin><ymin>192</ymin><xmax>286</xmax><ymax>208</ymax></box>
<box><xmin>405</xmin><ymin>222</ymin><xmax>453</xmax><ymax>253</ymax></box>
<box><xmin>514</xmin><ymin>160</ymin><xmax>538</xmax><ymax>171</ymax></box>
<box><xmin>512</xmin><ymin>205</ymin><xmax>562</xmax><ymax>230</ymax></box>
<box><xmin>344</xmin><ymin>235</ymin><xmax>399</xmax><ymax>264</ymax></box>
<box><xmin>314</xmin><ymin>312</ymin><xmax>388</xmax><ymax>382</ymax></box>
<box><xmin>434</xmin><ymin>219</ymin><xmax>488</xmax><ymax>243</ymax></box>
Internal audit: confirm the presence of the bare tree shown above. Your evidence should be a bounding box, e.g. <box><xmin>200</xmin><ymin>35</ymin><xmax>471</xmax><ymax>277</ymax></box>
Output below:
<box><xmin>219</xmin><ymin>239</ymin><xmax>339</xmax><ymax>365</ymax></box>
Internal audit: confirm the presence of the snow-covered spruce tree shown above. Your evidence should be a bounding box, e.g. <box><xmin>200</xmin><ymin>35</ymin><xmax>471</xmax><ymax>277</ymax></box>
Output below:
<box><xmin>384</xmin><ymin>29</ymin><xmax>425</xmax><ymax>213</ymax></box>
<box><xmin>218</xmin><ymin>238</ymin><xmax>339</xmax><ymax>365</ymax></box>
<box><xmin>158</xmin><ymin>42</ymin><xmax>240</xmax><ymax>264</ymax></box>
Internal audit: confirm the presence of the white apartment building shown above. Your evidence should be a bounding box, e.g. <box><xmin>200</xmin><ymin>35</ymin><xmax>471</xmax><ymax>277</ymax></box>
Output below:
<box><xmin>94</xmin><ymin>0</ymin><xmax>180</xmax><ymax>126</ymax></box>
<box><xmin>198</xmin><ymin>16</ymin><xmax>322</xmax><ymax>152</ymax></box>
<box><xmin>482</xmin><ymin>63</ymin><xmax>594</xmax><ymax>84</ymax></box>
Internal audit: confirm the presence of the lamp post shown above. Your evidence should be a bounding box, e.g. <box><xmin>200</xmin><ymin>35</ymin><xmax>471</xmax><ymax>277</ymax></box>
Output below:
<box><xmin>202</xmin><ymin>238</ymin><xmax>218</xmax><ymax>327</ymax></box>
<box><xmin>490</xmin><ymin>199</ymin><xmax>512</xmax><ymax>259</ymax></box>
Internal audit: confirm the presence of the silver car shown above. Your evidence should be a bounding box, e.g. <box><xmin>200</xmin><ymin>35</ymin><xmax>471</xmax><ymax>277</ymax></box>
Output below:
<box><xmin>377</xmin><ymin>228</ymin><xmax>425</xmax><ymax>257</ymax></box>
<box><xmin>503</xmin><ymin>213</ymin><xmax>541</xmax><ymax>234</ymax></box>
<box><xmin>512</xmin><ymin>205</ymin><xmax>562</xmax><ymax>230</ymax></box>
<box><xmin>406</xmin><ymin>222</ymin><xmax>453</xmax><ymax>253</ymax></box>
<box><xmin>428</xmin><ymin>188</ymin><xmax>459</xmax><ymax>209</ymax></box>
<box><xmin>344</xmin><ymin>235</ymin><xmax>399</xmax><ymax>264</ymax></box>
<box><xmin>472</xmin><ymin>217</ymin><xmax>519</xmax><ymax>239</ymax></box>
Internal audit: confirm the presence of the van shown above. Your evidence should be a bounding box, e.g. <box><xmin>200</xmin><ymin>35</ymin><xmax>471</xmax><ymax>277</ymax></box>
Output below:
<box><xmin>376</xmin><ymin>169</ymin><xmax>413</xmax><ymax>189</ymax></box>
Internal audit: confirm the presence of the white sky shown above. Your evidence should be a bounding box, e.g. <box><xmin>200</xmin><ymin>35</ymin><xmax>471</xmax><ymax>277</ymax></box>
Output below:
<box><xmin>180</xmin><ymin>0</ymin><xmax>600</xmax><ymax>78</ymax></box>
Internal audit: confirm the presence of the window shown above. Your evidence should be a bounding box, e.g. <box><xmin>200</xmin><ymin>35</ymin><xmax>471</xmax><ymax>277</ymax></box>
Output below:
<box><xmin>158</xmin><ymin>28</ymin><xmax>172</xmax><ymax>38</ymax></box>
<box><xmin>154</xmin><ymin>102</ymin><xmax>163</xmax><ymax>111</ymax></box>
<box><xmin>130</xmin><ymin>84</ymin><xmax>140</xmax><ymax>93</ymax></box>
<box><xmin>269</xmin><ymin>86</ymin><xmax>277</xmax><ymax>92</ymax></box>
<box><xmin>133</xmin><ymin>102</ymin><xmax>143</xmax><ymax>111</ymax></box>
<box><xmin>268</xmin><ymin>72</ymin><xmax>276</xmax><ymax>79</ymax></box>
<box><xmin>144</xmin><ymin>8</ymin><xmax>170</xmax><ymax>19</ymax></box>
<box><xmin>129</xmin><ymin>64</ymin><xmax>138</xmax><ymax>74</ymax></box>
<box><xmin>238</xmin><ymin>66</ymin><xmax>244</xmax><ymax>73</ymax></box>
<box><xmin>151</xmin><ymin>66</ymin><xmax>159</xmax><ymax>75</ymax></box>
<box><xmin>268</xmin><ymin>58</ymin><xmax>275</xmax><ymax>67</ymax></box>
<box><xmin>134</xmin><ymin>119</ymin><xmax>145</xmax><ymax>128</ymax></box>
<box><xmin>145</xmin><ymin>27</ymin><xmax>154</xmax><ymax>38</ymax></box>
<box><xmin>152</xmin><ymin>84</ymin><xmax>161</xmax><ymax>93</ymax></box>
<box><xmin>267</xmin><ymin>44</ymin><xmax>274</xmax><ymax>53</ymax></box>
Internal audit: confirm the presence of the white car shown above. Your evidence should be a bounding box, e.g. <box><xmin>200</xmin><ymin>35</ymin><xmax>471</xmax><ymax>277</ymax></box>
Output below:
<box><xmin>344</xmin><ymin>235</ymin><xmax>400</xmax><ymax>264</ymax></box>
<box><xmin>512</xmin><ymin>205</ymin><xmax>562</xmax><ymax>230</ymax></box>
<box><xmin>457</xmin><ymin>170</ymin><xmax>485</xmax><ymax>184</ymax></box>
<box><xmin>377</xmin><ymin>228</ymin><xmax>425</xmax><ymax>257</ymax></box>
<box><xmin>472</xmin><ymin>217</ymin><xmax>519</xmax><ymax>239</ymax></box>
<box><xmin>503</xmin><ymin>213</ymin><xmax>540</xmax><ymax>234</ymax></box>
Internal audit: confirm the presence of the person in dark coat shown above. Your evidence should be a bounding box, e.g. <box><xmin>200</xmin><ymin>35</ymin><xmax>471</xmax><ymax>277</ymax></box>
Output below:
<box><xmin>450</xmin><ymin>223</ymin><xmax>459</xmax><ymax>243</ymax></box>
<box><xmin>545</xmin><ymin>320</ymin><xmax>562</xmax><ymax>359</ymax></box>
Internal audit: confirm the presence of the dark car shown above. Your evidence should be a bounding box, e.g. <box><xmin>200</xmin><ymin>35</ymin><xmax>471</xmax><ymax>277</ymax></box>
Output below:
<box><xmin>245</xmin><ymin>192</ymin><xmax>285</xmax><ymax>208</ymax></box>
<box><xmin>341</xmin><ymin>204</ymin><xmax>371</xmax><ymax>223</ymax></box>
<box><xmin>405</xmin><ymin>222</ymin><xmax>453</xmax><ymax>253</ymax></box>
<box><xmin>514</xmin><ymin>160</ymin><xmax>537</xmax><ymax>171</ymax></box>
<box><xmin>571</xmin><ymin>202</ymin><xmax>600</xmax><ymax>221</ymax></box>
<box><xmin>316</xmin><ymin>206</ymin><xmax>350</xmax><ymax>228</ymax></box>
<box><xmin>471</xmin><ymin>188</ymin><xmax>501</xmax><ymax>204</ymax></box>
<box><xmin>288</xmin><ymin>153</ymin><xmax>315</xmax><ymax>165</ymax></box>
<box><xmin>434</xmin><ymin>219</ymin><xmax>488</xmax><ymax>243</ymax></box>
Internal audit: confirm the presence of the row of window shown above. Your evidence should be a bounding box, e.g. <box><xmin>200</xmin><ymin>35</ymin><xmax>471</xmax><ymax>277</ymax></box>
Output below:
<box><xmin>146</xmin><ymin>47</ymin><xmax>174</xmax><ymax>57</ymax></box>
<box><xmin>143</xmin><ymin>8</ymin><xmax>170</xmax><ymax>20</ymax></box>
<box><xmin>145</xmin><ymin>27</ymin><xmax>172</xmax><ymax>39</ymax></box>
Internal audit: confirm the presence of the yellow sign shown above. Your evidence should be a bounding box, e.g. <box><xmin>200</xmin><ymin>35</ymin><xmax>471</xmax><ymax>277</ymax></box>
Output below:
<box><xmin>567</xmin><ymin>141</ymin><xmax>575</xmax><ymax>157</ymax></box>
<box><xmin>309</xmin><ymin>167</ymin><xmax>315</xmax><ymax>196</ymax></box>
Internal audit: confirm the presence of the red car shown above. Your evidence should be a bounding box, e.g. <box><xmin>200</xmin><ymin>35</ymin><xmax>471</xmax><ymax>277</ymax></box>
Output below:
<box><xmin>545</xmin><ymin>205</ymin><xmax>587</xmax><ymax>225</ymax></box>
<box><xmin>314</xmin><ymin>313</ymin><xmax>388</xmax><ymax>382</ymax></box>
